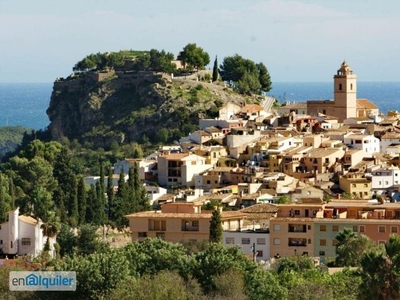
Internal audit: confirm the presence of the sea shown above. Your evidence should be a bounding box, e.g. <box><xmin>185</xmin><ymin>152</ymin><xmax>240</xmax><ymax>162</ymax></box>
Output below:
<box><xmin>0</xmin><ymin>82</ymin><xmax>400</xmax><ymax>130</ymax></box>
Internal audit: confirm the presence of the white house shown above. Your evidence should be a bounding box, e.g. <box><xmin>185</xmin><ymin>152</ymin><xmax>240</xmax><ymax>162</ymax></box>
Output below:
<box><xmin>145</xmin><ymin>185</ymin><xmax>168</xmax><ymax>205</ymax></box>
<box><xmin>114</xmin><ymin>159</ymin><xmax>157</xmax><ymax>180</ymax></box>
<box><xmin>0</xmin><ymin>208</ymin><xmax>56</xmax><ymax>258</ymax></box>
<box><xmin>223</xmin><ymin>230</ymin><xmax>270</xmax><ymax>262</ymax></box>
<box><xmin>343</xmin><ymin>134</ymin><xmax>380</xmax><ymax>153</ymax></box>
<box><xmin>84</xmin><ymin>174</ymin><xmax>128</xmax><ymax>189</ymax></box>
<box><xmin>370</xmin><ymin>167</ymin><xmax>400</xmax><ymax>194</ymax></box>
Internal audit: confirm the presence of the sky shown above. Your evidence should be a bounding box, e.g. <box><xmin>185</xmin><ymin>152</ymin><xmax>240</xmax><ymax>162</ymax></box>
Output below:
<box><xmin>1</xmin><ymin>0</ymin><xmax>400</xmax><ymax>83</ymax></box>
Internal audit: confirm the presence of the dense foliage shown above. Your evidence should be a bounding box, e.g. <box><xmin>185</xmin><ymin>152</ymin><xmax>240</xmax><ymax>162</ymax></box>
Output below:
<box><xmin>6</xmin><ymin>237</ymin><xmax>396</xmax><ymax>300</ymax></box>
<box><xmin>219</xmin><ymin>54</ymin><xmax>272</xmax><ymax>94</ymax></box>
<box><xmin>0</xmin><ymin>126</ymin><xmax>30</xmax><ymax>158</ymax></box>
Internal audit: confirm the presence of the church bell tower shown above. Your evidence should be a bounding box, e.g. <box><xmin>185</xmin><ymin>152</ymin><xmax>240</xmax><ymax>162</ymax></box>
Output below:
<box><xmin>334</xmin><ymin>61</ymin><xmax>357</xmax><ymax>120</ymax></box>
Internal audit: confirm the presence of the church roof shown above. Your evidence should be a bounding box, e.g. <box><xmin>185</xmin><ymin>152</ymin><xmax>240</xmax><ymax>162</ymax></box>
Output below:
<box><xmin>357</xmin><ymin>99</ymin><xmax>378</xmax><ymax>109</ymax></box>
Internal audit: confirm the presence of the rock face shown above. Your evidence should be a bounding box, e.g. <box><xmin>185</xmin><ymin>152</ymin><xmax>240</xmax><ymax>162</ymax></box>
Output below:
<box><xmin>46</xmin><ymin>71</ymin><xmax>253</xmax><ymax>148</ymax></box>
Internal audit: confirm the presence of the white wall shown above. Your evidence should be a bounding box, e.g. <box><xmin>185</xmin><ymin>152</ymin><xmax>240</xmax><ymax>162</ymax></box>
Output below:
<box><xmin>223</xmin><ymin>230</ymin><xmax>270</xmax><ymax>261</ymax></box>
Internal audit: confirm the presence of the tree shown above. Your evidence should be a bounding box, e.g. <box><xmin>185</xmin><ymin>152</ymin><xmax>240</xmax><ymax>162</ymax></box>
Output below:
<box><xmin>209</xmin><ymin>209</ymin><xmax>222</xmax><ymax>243</ymax></box>
<box><xmin>77</xmin><ymin>176</ymin><xmax>87</xmax><ymax>225</ymax></box>
<box><xmin>76</xmin><ymin>224</ymin><xmax>109</xmax><ymax>256</ymax></box>
<box><xmin>219</xmin><ymin>54</ymin><xmax>271</xmax><ymax>95</ymax></box>
<box><xmin>182</xmin><ymin>43</ymin><xmax>210</xmax><ymax>72</ymax></box>
<box><xmin>335</xmin><ymin>228</ymin><xmax>375</xmax><ymax>267</ymax></box>
<box><xmin>359</xmin><ymin>235</ymin><xmax>400</xmax><ymax>300</ymax></box>
<box><xmin>212</xmin><ymin>56</ymin><xmax>219</xmax><ymax>82</ymax></box>
<box><xmin>149</xmin><ymin>49</ymin><xmax>176</xmax><ymax>73</ymax></box>
<box><xmin>256</xmin><ymin>62</ymin><xmax>272</xmax><ymax>92</ymax></box>
<box><xmin>275</xmin><ymin>195</ymin><xmax>291</xmax><ymax>204</ymax></box>
<box><xmin>57</xmin><ymin>223</ymin><xmax>77</xmax><ymax>257</ymax></box>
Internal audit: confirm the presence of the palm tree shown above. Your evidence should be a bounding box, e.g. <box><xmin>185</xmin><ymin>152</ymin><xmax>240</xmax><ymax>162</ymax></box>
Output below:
<box><xmin>359</xmin><ymin>235</ymin><xmax>400</xmax><ymax>300</ymax></box>
<box><xmin>40</xmin><ymin>213</ymin><xmax>60</xmax><ymax>259</ymax></box>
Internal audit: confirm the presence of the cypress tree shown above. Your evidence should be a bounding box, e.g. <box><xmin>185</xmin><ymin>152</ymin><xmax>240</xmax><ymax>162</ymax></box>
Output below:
<box><xmin>134</xmin><ymin>163</ymin><xmax>150</xmax><ymax>211</ymax></box>
<box><xmin>209</xmin><ymin>209</ymin><xmax>223</xmax><ymax>243</ymax></box>
<box><xmin>77</xmin><ymin>176</ymin><xmax>87</xmax><ymax>225</ymax></box>
<box><xmin>112</xmin><ymin>170</ymin><xmax>129</xmax><ymax>228</ymax></box>
<box><xmin>212</xmin><ymin>56</ymin><xmax>219</xmax><ymax>82</ymax></box>
<box><xmin>106</xmin><ymin>167</ymin><xmax>114</xmax><ymax>220</ymax></box>
<box><xmin>94</xmin><ymin>180</ymin><xmax>106</xmax><ymax>225</ymax></box>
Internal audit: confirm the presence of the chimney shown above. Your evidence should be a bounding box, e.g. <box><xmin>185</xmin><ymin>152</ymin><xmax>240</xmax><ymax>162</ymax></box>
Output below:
<box><xmin>336</xmin><ymin>193</ymin><xmax>341</xmax><ymax>200</ymax></box>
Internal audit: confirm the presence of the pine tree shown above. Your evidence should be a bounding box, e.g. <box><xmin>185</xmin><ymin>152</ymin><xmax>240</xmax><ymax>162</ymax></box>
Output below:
<box><xmin>212</xmin><ymin>56</ymin><xmax>219</xmax><ymax>82</ymax></box>
<box><xmin>209</xmin><ymin>209</ymin><xmax>223</xmax><ymax>243</ymax></box>
<box><xmin>77</xmin><ymin>176</ymin><xmax>87</xmax><ymax>225</ymax></box>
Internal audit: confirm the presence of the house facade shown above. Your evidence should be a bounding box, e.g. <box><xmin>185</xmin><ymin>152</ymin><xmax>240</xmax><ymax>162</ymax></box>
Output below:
<box><xmin>0</xmin><ymin>208</ymin><xmax>56</xmax><ymax>258</ymax></box>
<box><xmin>126</xmin><ymin>202</ymin><xmax>248</xmax><ymax>243</ymax></box>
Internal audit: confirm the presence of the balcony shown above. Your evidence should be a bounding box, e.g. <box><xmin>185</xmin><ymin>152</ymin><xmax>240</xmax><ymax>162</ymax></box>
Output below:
<box><xmin>288</xmin><ymin>238</ymin><xmax>307</xmax><ymax>247</ymax></box>
<box><xmin>288</xmin><ymin>224</ymin><xmax>307</xmax><ymax>233</ymax></box>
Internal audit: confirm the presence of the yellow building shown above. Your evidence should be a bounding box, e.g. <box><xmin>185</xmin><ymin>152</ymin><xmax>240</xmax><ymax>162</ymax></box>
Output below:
<box><xmin>339</xmin><ymin>172</ymin><xmax>372</xmax><ymax>199</ymax></box>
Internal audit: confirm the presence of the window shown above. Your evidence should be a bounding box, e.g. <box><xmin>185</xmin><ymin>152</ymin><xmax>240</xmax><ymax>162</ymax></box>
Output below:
<box><xmin>274</xmin><ymin>238</ymin><xmax>281</xmax><ymax>245</ymax></box>
<box><xmin>274</xmin><ymin>224</ymin><xmax>280</xmax><ymax>231</ymax></box>
<box><xmin>353</xmin><ymin>225</ymin><xmax>358</xmax><ymax>232</ymax></box>
<box><xmin>138</xmin><ymin>232</ymin><xmax>147</xmax><ymax>238</ymax></box>
<box><xmin>294</xmin><ymin>210</ymin><xmax>300</xmax><ymax>216</ymax></box>
<box><xmin>332</xmin><ymin>225</ymin><xmax>339</xmax><ymax>232</ymax></box>
<box><xmin>0</xmin><ymin>240</ymin><xmax>2</xmax><ymax>245</ymax></box>
<box><xmin>339</xmin><ymin>83</ymin><xmax>342</xmax><ymax>90</ymax></box>
<box><xmin>378</xmin><ymin>240</ymin><xmax>386</xmax><ymax>245</ymax></box>
<box><xmin>10</xmin><ymin>241</ymin><xmax>13</xmax><ymax>249</ymax></box>
<box><xmin>359</xmin><ymin>226</ymin><xmax>365</xmax><ymax>233</ymax></box>
<box><xmin>242</xmin><ymin>238</ymin><xmax>251</xmax><ymax>244</ymax></box>
<box><xmin>319</xmin><ymin>251</ymin><xmax>325</xmax><ymax>256</ymax></box>
<box><xmin>207</xmin><ymin>180</ymin><xmax>211</xmax><ymax>184</ymax></box>
<box><xmin>192</xmin><ymin>221</ymin><xmax>199</xmax><ymax>227</ymax></box>
<box><xmin>320</xmin><ymin>225</ymin><xmax>326</xmax><ymax>231</ymax></box>
<box><xmin>379</xmin><ymin>226</ymin><xmax>386</xmax><ymax>233</ymax></box>
<box><xmin>320</xmin><ymin>239</ymin><xmax>326</xmax><ymax>246</ymax></box>
<box><xmin>257</xmin><ymin>238</ymin><xmax>266</xmax><ymax>245</ymax></box>
<box><xmin>391</xmin><ymin>226</ymin><xmax>398</xmax><ymax>233</ymax></box>
<box><xmin>225</xmin><ymin>237</ymin><xmax>235</xmax><ymax>244</ymax></box>
<box><xmin>332</xmin><ymin>239</ymin><xmax>338</xmax><ymax>246</ymax></box>
<box><xmin>256</xmin><ymin>250</ymin><xmax>263</xmax><ymax>257</ymax></box>
<box><xmin>156</xmin><ymin>232</ymin><xmax>165</xmax><ymax>239</ymax></box>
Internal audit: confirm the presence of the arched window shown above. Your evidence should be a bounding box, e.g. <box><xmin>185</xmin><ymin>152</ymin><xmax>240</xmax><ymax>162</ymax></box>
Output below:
<box><xmin>350</xmin><ymin>83</ymin><xmax>353</xmax><ymax>90</ymax></box>
<box><xmin>339</xmin><ymin>83</ymin><xmax>342</xmax><ymax>90</ymax></box>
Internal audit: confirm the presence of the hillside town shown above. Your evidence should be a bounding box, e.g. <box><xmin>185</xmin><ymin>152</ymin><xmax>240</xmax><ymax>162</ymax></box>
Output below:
<box><xmin>2</xmin><ymin>61</ymin><xmax>400</xmax><ymax>267</ymax></box>
<box><xmin>114</xmin><ymin>61</ymin><xmax>400</xmax><ymax>264</ymax></box>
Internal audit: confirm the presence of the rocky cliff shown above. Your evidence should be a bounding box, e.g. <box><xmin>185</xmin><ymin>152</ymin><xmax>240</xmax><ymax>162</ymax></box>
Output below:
<box><xmin>46</xmin><ymin>71</ymin><xmax>258</xmax><ymax>148</ymax></box>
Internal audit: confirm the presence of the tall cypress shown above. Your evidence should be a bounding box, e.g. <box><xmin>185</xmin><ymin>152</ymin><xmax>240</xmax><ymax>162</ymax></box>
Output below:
<box><xmin>209</xmin><ymin>209</ymin><xmax>223</xmax><ymax>243</ymax></box>
<box><xmin>212</xmin><ymin>56</ymin><xmax>219</xmax><ymax>82</ymax></box>
<box><xmin>106</xmin><ymin>167</ymin><xmax>114</xmax><ymax>220</ymax></box>
<box><xmin>112</xmin><ymin>170</ymin><xmax>128</xmax><ymax>228</ymax></box>
<box><xmin>77</xmin><ymin>176</ymin><xmax>87</xmax><ymax>225</ymax></box>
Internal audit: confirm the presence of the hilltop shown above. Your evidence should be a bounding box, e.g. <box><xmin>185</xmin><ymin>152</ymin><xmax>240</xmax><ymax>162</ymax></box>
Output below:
<box><xmin>46</xmin><ymin>69</ymin><xmax>265</xmax><ymax>149</ymax></box>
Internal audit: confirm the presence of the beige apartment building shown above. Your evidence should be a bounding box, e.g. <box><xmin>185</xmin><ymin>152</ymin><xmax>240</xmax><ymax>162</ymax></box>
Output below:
<box><xmin>126</xmin><ymin>202</ymin><xmax>248</xmax><ymax>243</ymax></box>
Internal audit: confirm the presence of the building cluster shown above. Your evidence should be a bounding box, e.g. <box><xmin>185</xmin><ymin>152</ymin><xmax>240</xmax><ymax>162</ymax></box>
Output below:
<box><xmin>120</xmin><ymin>61</ymin><xmax>400</xmax><ymax>263</ymax></box>
<box><xmin>4</xmin><ymin>62</ymin><xmax>400</xmax><ymax>262</ymax></box>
